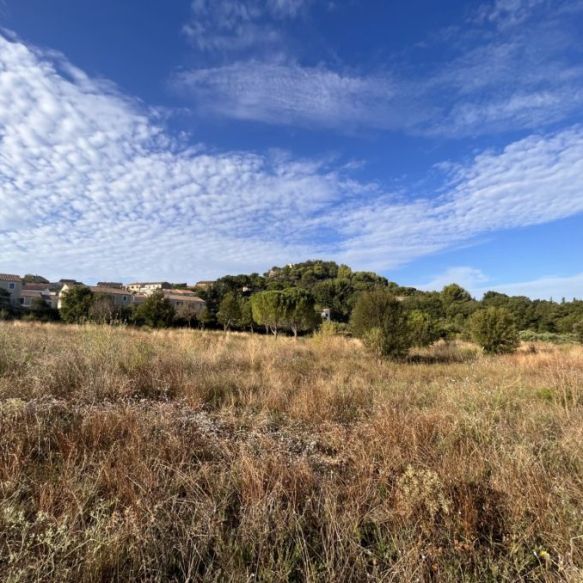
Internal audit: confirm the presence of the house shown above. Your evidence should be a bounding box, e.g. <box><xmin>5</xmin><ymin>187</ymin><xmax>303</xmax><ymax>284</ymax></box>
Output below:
<box><xmin>163</xmin><ymin>291</ymin><xmax>206</xmax><ymax>314</ymax></box>
<box><xmin>194</xmin><ymin>280</ymin><xmax>215</xmax><ymax>290</ymax></box>
<box><xmin>0</xmin><ymin>274</ymin><xmax>23</xmax><ymax>307</ymax></box>
<box><xmin>127</xmin><ymin>282</ymin><xmax>171</xmax><ymax>295</ymax></box>
<box><xmin>97</xmin><ymin>282</ymin><xmax>124</xmax><ymax>289</ymax></box>
<box><xmin>21</xmin><ymin>283</ymin><xmax>60</xmax><ymax>309</ymax></box>
<box><xmin>23</xmin><ymin>283</ymin><xmax>51</xmax><ymax>292</ymax></box>
<box><xmin>320</xmin><ymin>308</ymin><xmax>332</xmax><ymax>322</ymax></box>
<box><xmin>90</xmin><ymin>286</ymin><xmax>133</xmax><ymax>307</ymax></box>
<box><xmin>18</xmin><ymin>289</ymin><xmax>54</xmax><ymax>309</ymax></box>
<box><xmin>167</xmin><ymin>289</ymin><xmax>198</xmax><ymax>296</ymax></box>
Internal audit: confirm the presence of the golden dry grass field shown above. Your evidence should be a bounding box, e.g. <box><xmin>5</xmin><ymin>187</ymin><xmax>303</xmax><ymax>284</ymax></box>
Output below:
<box><xmin>0</xmin><ymin>322</ymin><xmax>582</xmax><ymax>581</ymax></box>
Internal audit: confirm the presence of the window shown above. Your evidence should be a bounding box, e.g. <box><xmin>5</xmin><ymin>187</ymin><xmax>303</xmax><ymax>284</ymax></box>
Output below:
<box><xmin>9</xmin><ymin>283</ymin><xmax>15</xmax><ymax>289</ymax></box>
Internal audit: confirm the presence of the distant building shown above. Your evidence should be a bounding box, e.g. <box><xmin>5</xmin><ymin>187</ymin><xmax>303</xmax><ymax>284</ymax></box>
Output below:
<box><xmin>97</xmin><ymin>282</ymin><xmax>124</xmax><ymax>289</ymax></box>
<box><xmin>194</xmin><ymin>280</ymin><xmax>215</xmax><ymax>290</ymax></box>
<box><xmin>163</xmin><ymin>291</ymin><xmax>206</xmax><ymax>314</ymax></box>
<box><xmin>127</xmin><ymin>282</ymin><xmax>171</xmax><ymax>295</ymax></box>
<box><xmin>168</xmin><ymin>289</ymin><xmax>198</xmax><ymax>297</ymax></box>
<box><xmin>90</xmin><ymin>286</ymin><xmax>133</xmax><ymax>306</ymax></box>
<box><xmin>0</xmin><ymin>274</ymin><xmax>23</xmax><ymax>307</ymax></box>
<box><xmin>19</xmin><ymin>289</ymin><xmax>57</xmax><ymax>309</ymax></box>
<box><xmin>23</xmin><ymin>283</ymin><xmax>51</xmax><ymax>292</ymax></box>
<box><xmin>321</xmin><ymin>308</ymin><xmax>332</xmax><ymax>322</ymax></box>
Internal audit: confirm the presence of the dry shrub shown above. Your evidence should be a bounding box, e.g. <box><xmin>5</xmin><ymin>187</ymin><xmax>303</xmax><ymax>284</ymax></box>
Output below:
<box><xmin>0</xmin><ymin>322</ymin><xmax>582</xmax><ymax>581</ymax></box>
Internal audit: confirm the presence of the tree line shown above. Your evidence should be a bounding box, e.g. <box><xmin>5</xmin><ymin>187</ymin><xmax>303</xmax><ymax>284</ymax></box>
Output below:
<box><xmin>2</xmin><ymin>260</ymin><xmax>583</xmax><ymax>357</ymax></box>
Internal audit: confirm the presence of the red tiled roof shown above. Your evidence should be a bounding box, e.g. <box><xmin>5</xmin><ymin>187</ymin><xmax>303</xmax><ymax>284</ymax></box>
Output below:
<box><xmin>90</xmin><ymin>286</ymin><xmax>132</xmax><ymax>296</ymax></box>
<box><xmin>0</xmin><ymin>273</ymin><xmax>21</xmax><ymax>282</ymax></box>
<box><xmin>20</xmin><ymin>290</ymin><xmax>48</xmax><ymax>297</ymax></box>
<box><xmin>164</xmin><ymin>293</ymin><xmax>205</xmax><ymax>303</ymax></box>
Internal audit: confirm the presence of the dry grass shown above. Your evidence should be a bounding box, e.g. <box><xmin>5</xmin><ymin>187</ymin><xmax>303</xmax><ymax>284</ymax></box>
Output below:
<box><xmin>0</xmin><ymin>322</ymin><xmax>582</xmax><ymax>582</ymax></box>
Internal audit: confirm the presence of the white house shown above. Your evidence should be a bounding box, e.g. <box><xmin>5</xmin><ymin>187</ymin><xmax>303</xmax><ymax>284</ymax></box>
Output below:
<box><xmin>127</xmin><ymin>282</ymin><xmax>172</xmax><ymax>295</ymax></box>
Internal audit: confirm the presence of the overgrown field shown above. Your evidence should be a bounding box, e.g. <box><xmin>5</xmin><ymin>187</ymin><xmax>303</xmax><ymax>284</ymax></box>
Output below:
<box><xmin>0</xmin><ymin>323</ymin><xmax>582</xmax><ymax>581</ymax></box>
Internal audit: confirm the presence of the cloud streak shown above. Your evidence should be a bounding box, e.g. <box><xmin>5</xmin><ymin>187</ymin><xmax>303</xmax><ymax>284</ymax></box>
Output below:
<box><xmin>183</xmin><ymin>0</ymin><xmax>311</xmax><ymax>53</ymax></box>
<box><xmin>176</xmin><ymin>0</ymin><xmax>583</xmax><ymax>136</ymax></box>
<box><xmin>175</xmin><ymin>62</ymin><xmax>418</xmax><ymax>131</ymax></box>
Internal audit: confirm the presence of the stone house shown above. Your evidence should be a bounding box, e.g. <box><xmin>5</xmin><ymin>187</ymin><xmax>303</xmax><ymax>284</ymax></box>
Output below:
<box><xmin>90</xmin><ymin>286</ymin><xmax>133</xmax><ymax>307</ymax></box>
<box><xmin>0</xmin><ymin>274</ymin><xmax>23</xmax><ymax>307</ymax></box>
<box><xmin>163</xmin><ymin>291</ymin><xmax>206</xmax><ymax>314</ymax></box>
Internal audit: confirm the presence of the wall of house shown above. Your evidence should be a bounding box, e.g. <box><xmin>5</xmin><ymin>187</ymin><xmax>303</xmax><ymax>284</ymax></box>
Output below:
<box><xmin>0</xmin><ymin>279</ymin><xmax>23</xmax><ymax>307</ymax></box>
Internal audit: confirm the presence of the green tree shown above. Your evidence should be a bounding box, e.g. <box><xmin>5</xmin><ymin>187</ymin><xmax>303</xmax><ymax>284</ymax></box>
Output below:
<box><xmin>469</xmin><ymin>307</ymin><xmax>519</xmax><ymax>354</ymax></box>
<box><xmin>574</xmin><ymin>320</ymin><xmax>583</xmax><ymax>344</ymax></box>
<box><xmin>251</xmin><ymin>290</ymin><xmax>286</xmax><ymax>337</ymax></box>
<box><xmin>239</xmin><ymin>297</ymin><xmax>255</xmax><ymax>333</ymax></box>
<box><xmin>28</xmin><ymin>297</ymin><xmax>60</xmax><ymax>322</ymax></box>
<box><xmin>23</xmin><ymin>274</ymin><xmax>49</xmax><ymax>284</ymax></box>
<box><xmin>408</xmin><ymin>310</ymin><xmax>439</xmax><ymax>347</ymax></box>
<box><xmin>197</xmin><ymin>307</ymin><xmax>213</xmax><ymax>330</ymax></box>
<box><xmin>442</xmin><ymin>284</ymin><xmax>472</xmax><ymax>305</ymax></box>
<box><xmin>175</xmin><ymin>302</ymin><xmax>199</xmax><ymax>328</ymax></box>
<box><xmin>351</xmin><ymin>290</ymin><xmax>412</xmax><ymax>359</ymax></box>
<box><xmin>60</xmin><ymin>286</ymin><xmax>94</xmax><ymax>324</ymax></box>
<box><xmin>281</xmin><ymin>288</ymin><xmax>319</xmax><ymax>338</ymax></box>
<box><xmin>134</xmin><ymin>291</ymin><xmax>175</xmax><ymax>328</ymax></box>
<box><xmin>0</xmin><ymin>288</ymin><xmax>11</xmax><ymax>310</ymax></box>
<box><xmin>88</xmin><ymin>295</ymin><xmax>129</xmax><ymax>324</ymax></box>
<box><xmin>217</xmin><ymin>292</ymin><xmax>241</xmax><ymax>331</ymax></box>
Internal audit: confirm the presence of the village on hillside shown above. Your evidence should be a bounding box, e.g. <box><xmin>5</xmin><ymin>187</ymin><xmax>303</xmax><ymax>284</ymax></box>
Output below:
<box><xmin>0</xmin><ymin>273</ymin><xmax>212</xmax><ymax>314</ymax></box>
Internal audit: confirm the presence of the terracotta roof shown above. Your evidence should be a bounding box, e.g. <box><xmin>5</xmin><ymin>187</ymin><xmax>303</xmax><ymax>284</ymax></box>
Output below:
<box><xmin>20</xmin><ymin>290</ymin><xmax>51</xmax><ymax>298</ymax></box>
<box><xmin>164</xmin><ymin>293</ymin><xmax>205</xmax><ymax>303</ymax></box>
<box><xmin>23</xmin><ymin>283</ymin><xmax>50</xmax><ymax>291</ymax></box>
<box><xmin>0</xmin><ymin>273</ymin><xmax>21</xmax><ymax>282</ymax></box>
<box><xmin>90</xmin><ymin>286</ymin><xmax>132</xmax><ymax>296</ymax></box>
<box><xmin>97</xmin><ymin>282</ymin><xmax>124</xmax><ymax>288</ymax></box>
<box><xmin>169</xmin><ymin>289</ymin><xmax>197</xmax><ymax>296</ymax></box>
<box><xmin>128</xmin><ymin>282</ymin><xmax>170</xmax><ymax>287</ymax></box>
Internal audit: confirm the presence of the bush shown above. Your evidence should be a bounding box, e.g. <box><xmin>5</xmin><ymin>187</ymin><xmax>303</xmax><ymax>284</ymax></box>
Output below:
<box><xmin>469</xmin><ymin>307</ymin><xmax>519</xmax><ymax>354</ymax></box>
<box><xmin>408</xmin><ymin>310</ymin><xmax>439</xmax><ymax>347</ymax></box>
<box><xmin>133</xmin><ymin>291</ymin><xmax>175</xmax><ymax>328</ymax></box>
<box><xmin>60</xmin><ymin>286</ymin><xmax>94</xmax><ymax>324</ymax></box>
<box><xmin>519</xmin><ymin>330</ymin><xmax>576</xmax><ymax>345</ymax></box>
<box><xmin>351</xmin><ymin>290</ymin><xmax>412</xmax><ymax>359</ymax></box>
<box><xmin>574</xmin><ymin>321</ymin><xmax>583</xmax><ymax>344</ymax></box>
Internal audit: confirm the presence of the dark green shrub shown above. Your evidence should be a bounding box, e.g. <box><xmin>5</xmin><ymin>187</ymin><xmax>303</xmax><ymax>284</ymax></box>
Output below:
<box><xmin>351</xmin><ymin>290</ymin><xmax>412</xmax><ymax>359</ymax></box>
<box><xmin>134</xmin><ymin>291</ymin><xmax>175</xmax><ymax>328</ymax></box>
<box><xmin>469</xmin><ymin>307</ymin><xmax>519</xmax><ymax>354</ymax></box>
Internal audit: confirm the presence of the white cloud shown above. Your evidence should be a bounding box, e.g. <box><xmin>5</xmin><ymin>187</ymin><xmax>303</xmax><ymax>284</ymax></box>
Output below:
<box><xmin>475</xmin><ymin>272</ymin><xmax>583</xmax><ymax>299</ymax></box>
<box><xmin>330</xmin><ymin>126</ymin><xmax>583</xmax><ymax>269</ymax></box>
<box><xmin>177</xmin><ymin>0</ymin><xmax>583</xmax><ymax>136</ymax></box>
<box><xmin>1</xmin><ymin>32</ymin><xmax>583</xmax><ymax>285</ymax></box>
<box><xmin>417</xmin><ymin>267</ymin><xmax>490</xmax><ymax>294</ymax></box>
<box><xmin>183</xmin><ymin>0</ymin><xmax>310</xmax><ymax>52</ymax></box>
<box><xmin>416</xmin><ymin>267</ymin><xmax>583</xmax><ymax>300</ymax></box>
<box><xmin>0</xmin><ymin>33</ymin><xmax>339</xmax><ymax>281</ymax></box>
<box><xmin>175</xmin><ymin>62</ymin><xmax>417</xmax><ymax>130</ymax></box>
<box><xmin>474</xmin><ymin>0</ymin><xmax>548</xmax><ymax>28</ymax></box>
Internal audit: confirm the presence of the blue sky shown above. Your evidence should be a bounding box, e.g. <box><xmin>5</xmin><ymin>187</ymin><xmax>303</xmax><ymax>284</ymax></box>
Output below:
<box><xmin>1</xmin><ymin>0</ymin><xmax>582</xmax><ymax>298</ymax></box>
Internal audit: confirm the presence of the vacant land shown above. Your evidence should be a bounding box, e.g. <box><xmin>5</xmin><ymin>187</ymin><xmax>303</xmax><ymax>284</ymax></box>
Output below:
<box><xmin>0</xmin><ymin>323</ymin><xmax>582</xmax><ymax>582</ymax></box>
